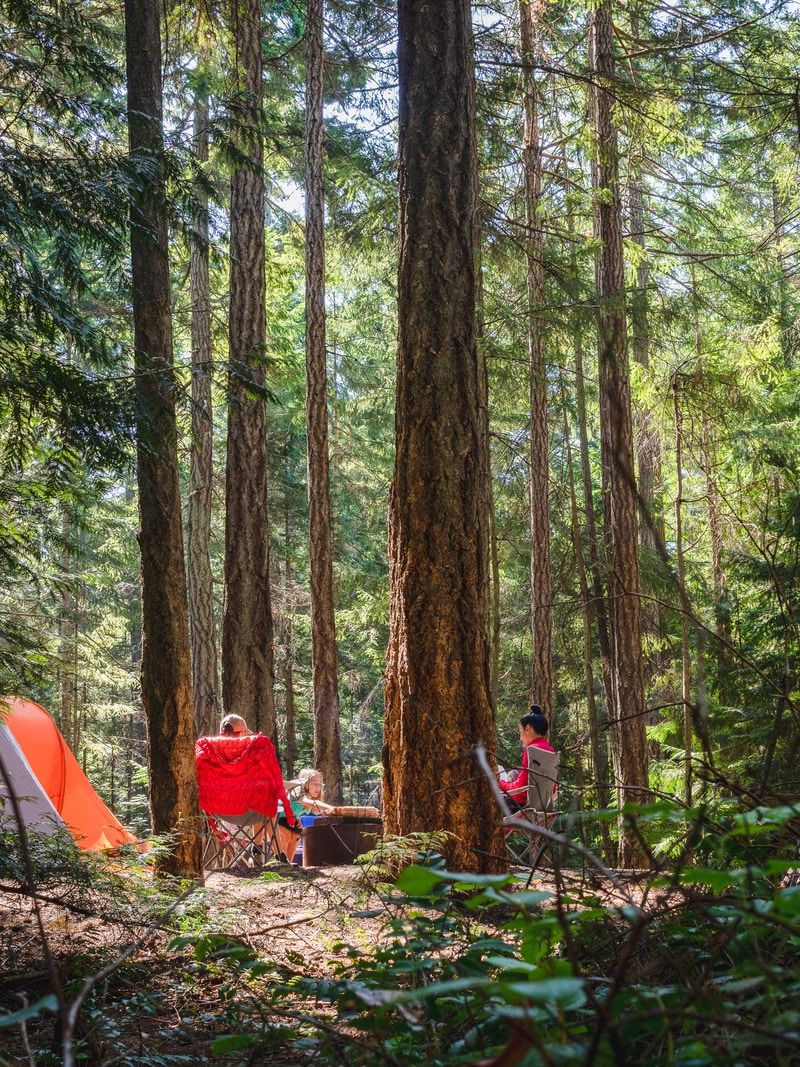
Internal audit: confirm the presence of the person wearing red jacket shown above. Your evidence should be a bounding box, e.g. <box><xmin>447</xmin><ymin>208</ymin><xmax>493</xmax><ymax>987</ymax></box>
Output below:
<box><xmin>499</xmin><ymin>706</ymin><xmax>556</xmax><ymax>811</ymax></box>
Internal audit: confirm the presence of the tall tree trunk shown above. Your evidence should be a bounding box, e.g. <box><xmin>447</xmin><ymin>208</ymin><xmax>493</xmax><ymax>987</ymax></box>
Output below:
<box><xmin>519</xmin><ymin>0</ymin><xmax>552</xmax><ymax>717</ymax></box>
<box><xmin>187</xmin><ymin>23</ymin><xmax>220</xmax><ymax>740</ymax></box>
<box><xmin>223</xmin><ymin>0</ymin><xmax>276</xmax><ymax>738</ymax></box>
<box><xmin>691</xmin><ymin>267</ymin><xmax>731</xmax><ymax>691</ymax></box>
<box><xmin>589</xmin><ymin>0</ymin><xmax>649</xmax><ymax>866</ymax></box>
<box><xmin>475</xmin><ymin>213</ymin><xmax>498</xmax><ymax>714</ymax></box>
<box><xmin>124</xmin><ymin>0</ymin><xmax>202</xmax><ymax>877</ymax></box>
<box><xmin>305</xmin><ymin>0</ymin><xmax>343</xmax><ymax>803</ymax></box>
<box><xmin>60</xmin><ymin>508</ymin><xmax>78</xmax><ymax>749</ymax></box>
<box><xmin>126</xmin><ymin>482</ymin><xmax>146</xmax><ymax>813</ymax></box>
<box><xmin>772</xmin><ymin>182</ymin><xmax>792</xmax><ymax>366</ymax></box>
<box><xmin>488</xmin><ymin>473</ymin><xmax>501</xmax><ymax>711</ymax></box>
<box><xmin>383</xmin><ymin>0</ymin><xmax>506</xmax><ymax>873</ymax></box>
<box><xmin>282</xmin><ymin>466</ymin><xmax>297</xmax><ymax>779</ymax></box>
<box><xmin>673</xmin><ymin>376</ymin><xmax>692</xmax><ymax>806</ymax></box>
<box><xmin>562</xmin><ymin>390</ymin><xmax>614</xmax><ymax>860</ymax></box>
<box><xmin>628</xmin><ymin>153</ymin><xmax>665</xmax><ymax>682</ymax></box>
<box><xmin>554</xmin><ymin>115</ymin><xmax>617</xmax><ymax>749</ymax></box>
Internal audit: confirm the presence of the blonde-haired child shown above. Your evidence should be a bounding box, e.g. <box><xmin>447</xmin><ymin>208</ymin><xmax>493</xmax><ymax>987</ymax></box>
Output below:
<box><xmin>276</xmin><ymin>768</ymin><xmax>335</xmax><ymax>862</ymax></box>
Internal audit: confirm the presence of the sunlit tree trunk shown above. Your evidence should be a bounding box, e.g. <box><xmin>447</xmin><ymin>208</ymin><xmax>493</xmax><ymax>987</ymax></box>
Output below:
<box><xmin>223</xmin><ymin>0</ymin><xmax>276</xmax><ymax>738</ymax></box>
<box><xmin>628</xmin><ymin>154</ymin><xmax>665</xmax><ymax>682</ymax></box>
<box><xmin>126</xmin><ymin>482</ymin><xmax>144</xmax><ymax>811</ymax></box>
<box><xmin>187</xmin><ymin>22</ymin><xmax>220</xmax><ymax>740</ymax></box>
<box><xmin>691</xmin><ymin>267</ymin><xmax>731</xmax><ymax>692</ymax></box>
<box><xmin>476</xmin><ymin>234</ymin><xmax>499</xmax><ymax>712</ymax></box>
<box><xmin>383</xmin><ymin>0</ymin><xmax>506</xmax><ymax>873</ymax></box>
<box><xmin>589</xmin><ymin>0</ymin><xmax>649</xmax><ymax>865</ymax></box>
<box><xmin>561</xmin><ymin>388</ymin><xmax>614</xmax><ymax>859</ymax></box>
<box><xmin>124</xmin><ymin>0</ymin><xmax>202</xmax><ymax>877</ymax></box>
<box><xmin>772</xmin><ymin>182</ymin><xmax>792</xmax><ymax>366</ymax></box>
<box><xmin>554</xmin><ymin>117</ymin><xmax>617</xmax><ymax>752</ymax></box>
<box><xmin>672</xmin><ymin>376</ymin><xmax>692</xmax><ymax>806</ymax></box>
<box><xmin>305</xmin><ymin>0</ymin><xmax>343</xmax><ymax>802</ymax></box>
<box><xmin>281</xmin><ymin>466</ymin><xmax>297</xmax><ymax>779</ymax></box>
<box><xmin>519</xmin><ymin>0</ymin><xmax>552</xmax><ymax>717</ymax></box>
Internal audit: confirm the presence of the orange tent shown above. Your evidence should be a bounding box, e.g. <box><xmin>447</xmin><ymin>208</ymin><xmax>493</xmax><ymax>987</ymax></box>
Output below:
<box><xmin>1</xmin><ymin>696</ymin><xmax>137</xmax><ymax>850</ymax></box>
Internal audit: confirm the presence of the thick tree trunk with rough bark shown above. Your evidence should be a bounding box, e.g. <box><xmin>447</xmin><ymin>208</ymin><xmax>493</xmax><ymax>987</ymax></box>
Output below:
<box><xmin>589</xmin><ymin>0</ymin><xmax>649</xmax><ymax>865</ymax></box>
<box><xmin>519</xmin><ymin>0</ymin><xmax>552</xmax><ymax>718</ymax></box>
<box><xmin>305</xmin><ymin>0</ymin><xmax>343</xmax><ymax>803</ymax></box>
<box><xmin>223</xmin><ymin>0</ymin><xmax>276</xmax><ymax>738</ymax></box>
<box><xmin>383</xmin><ymin>0</ymin><xmax>506</xmax><ymax>873</ymax></box>
<box><xmin>124</xmin><ymin>0</ymin><xmax>202</xmax><ymax>877</ymax></box>
<box><xmin>187</xmin><ymin>28</ymin><xmax>220</xmax><ymax>740</ymax></box>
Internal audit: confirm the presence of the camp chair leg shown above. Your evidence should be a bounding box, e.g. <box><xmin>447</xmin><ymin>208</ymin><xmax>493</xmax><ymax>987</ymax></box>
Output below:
<box><xmin>262</xmin><ymin>819</ymin><xmax>282</xmax><ymax>860</ymax></box>
<box><xmin>529</xmin><ymin>838</ymin><xmax>548</xmax><ymax>872</ymax></box>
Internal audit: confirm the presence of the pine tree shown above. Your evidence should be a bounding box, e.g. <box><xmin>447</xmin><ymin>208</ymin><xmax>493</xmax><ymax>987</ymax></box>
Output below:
<box><xmin>124</xmin><ymin>0</ymin><xmax>202</xmax><ymax>877</ymax></box>
<box><xmin>383</xmin><ymin>0</ymin><xmax>506</xmax><ymax>873</ymax></box>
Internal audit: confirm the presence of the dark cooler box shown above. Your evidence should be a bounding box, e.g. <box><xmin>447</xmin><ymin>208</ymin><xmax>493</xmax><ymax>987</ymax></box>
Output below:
<box><xmin>302</xmin><ymin>816</ymin><xmax>381</xmax><ymax>867</ymax></box>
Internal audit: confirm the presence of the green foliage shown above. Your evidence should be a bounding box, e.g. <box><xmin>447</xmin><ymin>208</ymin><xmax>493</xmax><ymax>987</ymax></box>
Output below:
<box><xmin>194</xmin><ymin>805</ymin><xmax>800</xmax><ymax>1065</ymax></box>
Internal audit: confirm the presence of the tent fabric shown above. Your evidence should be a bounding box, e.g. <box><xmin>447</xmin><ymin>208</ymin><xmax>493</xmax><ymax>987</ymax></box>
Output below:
<box><xmin>0</xmin><ymin>724</ymin><xmax>69</xmax><ymax>838</ymax></box>
<box><xmin>196</xmin><ymin>734</ymin><xmax>295</xmax><ymax>824</ymax></box>
<box><xmin>1</xmin><ymin>696</ymin><xmax>137</xmax><ymax>851</ymax></box>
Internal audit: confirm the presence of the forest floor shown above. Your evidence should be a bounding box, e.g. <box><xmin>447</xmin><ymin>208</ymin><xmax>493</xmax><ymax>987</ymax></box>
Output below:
<box><xmin>0</xmin><ymin>861</ymin><xmax>645</xmax><ymax>1064</ymax></box>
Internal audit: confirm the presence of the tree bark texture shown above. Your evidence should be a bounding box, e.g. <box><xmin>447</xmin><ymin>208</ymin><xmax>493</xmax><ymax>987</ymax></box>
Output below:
<box><xmin>589</xmin><ymin>0</ymin><xmax>649</xmax><ymax>864</ymax></box>
<box><xmin>627</xmin><ymin>6</ymin><xmax>664</xmax><ymax>570</ymax></box>
<box><xmin>561</xmin><ymin>390</ymin><xmax>614</xmax><ymax>859</ymax></box>
<box><xmin>628</xmin><ymin>162</ymin><xmax>666</xmax><ymax>683</ymax></box>
<box><xmin>476</xmin><ymin>218</ymin><xmax>497</xmax><ymax>715</ymax></box>
<box><xmin>60</xmin><ymin>509</ymin><xmax>79</xmax><ymax>749</ymax></box>
<box><xmin>383</xmin><ymin>0</ymin><xmax>506</xmax><ymax>873</ymax></box>
<box><xmin>187</xmin><ymin>31</ymin><xmax>221</xmax><ymax>740</ymax></box>
<box><xmin>772</xmin><ymin>182</ymin><xmax>793</xmax><ymax>365</ymax></box>
<box><xmin>557</xmin><ymin>127</ymin><xmax>617</xmax><ymax>756</ymax></box>
<box><xmin>691</xmin><ymin>268</ymin><xmax>732</xmax><ymax>691</ymax></box>
<box><xmin>282</xmin><ymin>479</ymin><xmax>297</xmax><ymax>778</ymax></box>
<box><xmin>519</xmin><ymin>0</ymin><xmax>552</xmax><ymax>718</ymax></box>
<box><xmin>124</xmin><ymin>0</ymin><xmax>202</xmax><ymax>877</ymax></box>
<box><xmin>305</xmin><ymin>0</ymin><xmax>343</xmax><ymax>803</ymax></box>
<box><xmin>673</xmin><ymin>377</ymin><xmax>693</xmax><ymax>807</ymax></box>
<box><xmin>223</xmin><ymin>0</ymin><xmax>276</xmax><ymax>738</ymax></box>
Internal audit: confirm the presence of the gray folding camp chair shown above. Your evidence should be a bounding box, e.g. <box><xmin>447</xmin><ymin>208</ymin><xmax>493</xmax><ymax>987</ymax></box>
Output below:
<box><xmin>202</xmin><ymin>808</ymin><xmax>281</xmax><ymax>872</ymax></box>
<box><xmin>503</xmin><ymin>746</ymin><xmax>560</xmax><ymax>870</ymax></box>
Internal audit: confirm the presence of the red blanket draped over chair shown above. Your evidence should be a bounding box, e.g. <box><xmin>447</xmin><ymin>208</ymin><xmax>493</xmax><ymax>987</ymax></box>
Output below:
<box><xmin>195</xmin><ymin>734</ymin><xmax>294</xmax><ymax>823</ymax></box>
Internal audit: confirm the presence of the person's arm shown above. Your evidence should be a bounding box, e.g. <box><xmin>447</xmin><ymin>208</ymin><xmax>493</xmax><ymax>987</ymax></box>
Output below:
<box><xmin>500</xmin><ymin>747</ymin><xmax>529</xmax><ymax>800</ymax></box>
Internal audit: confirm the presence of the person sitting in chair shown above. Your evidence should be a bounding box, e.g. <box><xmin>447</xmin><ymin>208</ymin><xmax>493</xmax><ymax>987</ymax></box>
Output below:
<box><xmin>499</xmin><ymin>705</ymin><xmax>556</xmax><ymax>813</ymax></box>
<box><xmin>219</xmin><ymin>714</ymin><xmax>249</xmax><ymax>737</ymax></box>
<box><xmin>276</xmin><ymin>768</ymin><xmax>337</xmax><ymax>862</ymax></box>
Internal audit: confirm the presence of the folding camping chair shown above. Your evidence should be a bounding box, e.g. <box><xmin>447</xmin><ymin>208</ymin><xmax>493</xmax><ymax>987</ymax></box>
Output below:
<box><xmin>195</xmin><ymin>734</ymin><xmax>295</xmax><ymax>872</ymax></box>
<box><xmin>503</xmin><ymin>746</ymin><xmax>560</xmax><ymax>871</ymax></box>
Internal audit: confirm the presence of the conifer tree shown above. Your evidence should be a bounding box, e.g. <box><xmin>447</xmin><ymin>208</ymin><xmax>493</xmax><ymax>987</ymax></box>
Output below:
<box><xmin>589</xmin><ymin>0</ymin><xmax>649</xmax><ymax>865</ymax></box>
<box><xmin>305</xmin><ymin>0</ymin><xmax>344</xmax><ymax>803</ymax></box>
<box><xmin>124</xmin><ymin>0</ymin><xmax>202</xmax><ymax>876</ymax></box>
<box><xmin>383</xmin><ymin>0</ymin><xmax>505</xmax><ymax>873</ymax></box>
<box><xmin>223</xmin><ymin>0</ymin><xmax>277</xmax><ymax>737</ymax></box>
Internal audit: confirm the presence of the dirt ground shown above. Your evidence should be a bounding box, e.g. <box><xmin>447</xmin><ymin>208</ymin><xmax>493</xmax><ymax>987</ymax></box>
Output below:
<box><xmin>0</xmin><ymin>862</ymin><xmax>642</xmax><ymax>1064</ymax></box>
<box><xmin>0</xmin><ymin>862</ymin><xmax>463</xmax><ymax>1064</ymax></box>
